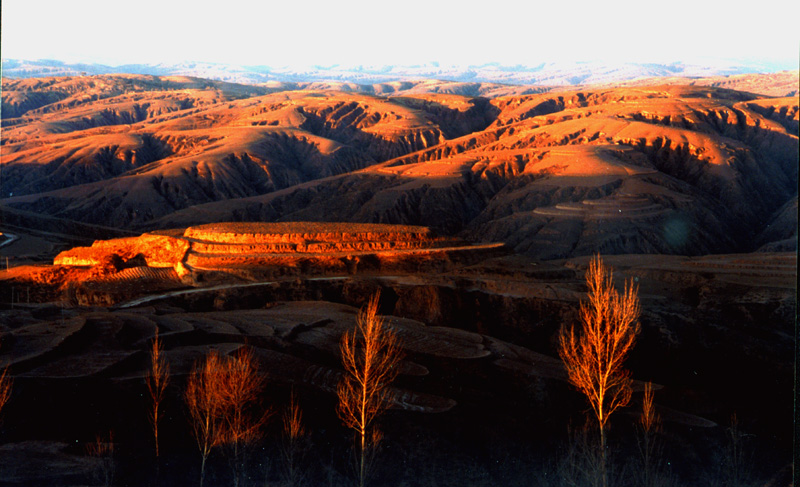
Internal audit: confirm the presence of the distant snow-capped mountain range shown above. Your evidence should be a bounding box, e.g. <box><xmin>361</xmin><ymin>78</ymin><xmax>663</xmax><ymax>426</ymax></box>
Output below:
<box><xmin>1</xmin><ymin>58</ymin><xmax>787</xmax><ymax>86</ymax></box>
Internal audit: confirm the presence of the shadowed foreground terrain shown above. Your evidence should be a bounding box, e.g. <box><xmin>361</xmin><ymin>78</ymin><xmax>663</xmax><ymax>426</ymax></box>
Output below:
<box><xmin>0</xmin><ymin>222</ymin><xmax>795</xmax><ymax>486</ymax></box>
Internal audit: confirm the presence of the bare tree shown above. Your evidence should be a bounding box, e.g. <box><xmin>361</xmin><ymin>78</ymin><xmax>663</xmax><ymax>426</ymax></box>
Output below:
<box><xmin>337</xmin><ymin>292</ymin><xmax>402</xmax><ymax>487</ymax></box>
<box><xmin>86</xmin><ymin>431</ymin><xmax>115</xmax><ymax>487</ymax></box>
<box><xmin>185</xmin><ymin>348</ymin><xmax>267</xmax><ymax>487</ymax></box>
<box><xmin>0</xmin><ymin>367</ymin><xmax>10</xmax><ymax>424</ymax></box>
<box><xmin>147</xmin><ymin>328</ymin><xmax>170</xmax><ymax>459</ymax></box>
<box><xmin>186</xmin><ymin>351</ymin><xmax>227</xmax><ymax>487</ymax></box>
<box><xmin>219</xmin><ymin>347</ymin><xmax>269</xmax><ymax>487</ymax></box>
<box><xmin>0</xmin><ymin>337</ymin><xmax>11</xmax><ymax>421</ymax></box>
<box><xmin>724</xmin><ymin>413</ymin><xmax>752</xmax><ymax>487</ymax></box>
<box><xmin>559</xmin><ymin>255</ymin><xmax>641</xmax><ymax>487</ymax></box>
<box><xmin>282</xmin><ymin>389</ymin><xmax>308</xmax><ymax>487</ymax></box>
<box><xmin>638</xmin><ymin>382</ymin><xmax>661</xmax><ymax>487</ymax></box>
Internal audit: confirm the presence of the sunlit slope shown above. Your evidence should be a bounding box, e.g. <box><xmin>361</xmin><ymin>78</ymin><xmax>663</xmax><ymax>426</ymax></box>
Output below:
<box><xmin>2</xmin><ymin>76</ymin><xmax>497</xmax><ymax>227</ymax></box>
<box><xmin>1</xmin><ymin>74</ymin><xmax>270</xmax><ymax>118</ymax></box>
<box><xmin>2</xmin><ymin>78</ymin><xmax>797</xmax><ymax>259</ymax></box>
<box><xmin>154</xmin><ymin>86</ymin><xmax>797</xmax><ymax>258</ymax></box>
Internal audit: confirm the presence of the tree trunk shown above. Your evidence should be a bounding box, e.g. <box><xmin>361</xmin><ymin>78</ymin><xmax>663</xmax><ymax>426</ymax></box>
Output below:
<box><xmin>643</xmin><ymin>432</ymin><xmax>651</xmax><ymax>487</ymax></box>
<box><xmin>600</xmin><ymin>426</ymin><xmax>608</xmax><ymax>487</ymax></box>
<box><xmin>233</xmin><ymin>441</ymin><xmax>240</xmax><ymax>487</ymax></box>
<box><xmin>154</xmin><ymin>414</ymin><xmax>159</xmax><ymax>458</ymax></box>
<box><xmin>200</xmin><ymin>453</ymin><xmax>208</xmax><ymax>487</ymax></box>
<box><xmin>359</xmin><ymin>429</ymin><xmax>366</xmax><ymax>487</ymax></box>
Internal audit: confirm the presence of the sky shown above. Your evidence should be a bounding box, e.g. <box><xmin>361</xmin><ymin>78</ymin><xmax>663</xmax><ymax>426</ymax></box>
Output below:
<box><xmin>2</xmin><ymin>0</ymin><xmax>799</xmax><ymax>70</ymax></box>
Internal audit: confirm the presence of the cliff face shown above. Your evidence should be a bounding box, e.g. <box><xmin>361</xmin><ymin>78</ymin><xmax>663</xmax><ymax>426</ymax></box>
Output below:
<box><xmin>53</xmin><ymin>233</ymin><xmax>190</xmax><ymax>268</ymax></box>
<box><xmin>50</xmin><ymin>222</ymin><xmax>505</xmax><ymax>288</ymax></box>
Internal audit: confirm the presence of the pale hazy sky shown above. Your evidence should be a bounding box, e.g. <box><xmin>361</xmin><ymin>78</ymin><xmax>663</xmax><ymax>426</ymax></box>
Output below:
<box><xmin>2</xmin><ymin>0</ymin><xmax>798</xmax><ymax>69</ymax></box>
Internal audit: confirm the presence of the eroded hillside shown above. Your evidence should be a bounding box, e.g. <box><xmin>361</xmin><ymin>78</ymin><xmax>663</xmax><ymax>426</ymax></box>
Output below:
<box><xmin>1</xmin><ymin>75</ymin><xmax>797</xmax><ymax>260</ymax></box>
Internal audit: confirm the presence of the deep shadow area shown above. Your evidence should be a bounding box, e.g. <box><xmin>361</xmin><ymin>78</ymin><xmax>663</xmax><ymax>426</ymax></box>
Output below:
<box><xmin>0</xmin><ymin>251</ymin><xmax>794</xmax><ymax>486</ymax></box>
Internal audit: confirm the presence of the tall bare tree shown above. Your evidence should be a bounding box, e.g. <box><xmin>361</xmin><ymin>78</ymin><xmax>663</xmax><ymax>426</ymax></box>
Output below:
<box><xmin>337</xmin><ymin>292</ymin><xmax>402</xmax><ymax>487</ymax></box>
<box><xmin>0</xmin><ymin>366</ymin><xmax>10</xmax><ymax>421</ymax></box>
<box><xmin>86</xmin><ymin>431</ymin><xmax>115</xmax><ymax>487</ymax></box>
<box><xmin>0</xmin><ymin>337</ymin><xmax>11</xmax><ymax>422</ymax></box>
<box><xmin>282</xmin><ymin>389</ymin><xmax>308</xmax><ymax>487</ymax></box>
<box><xmin>638</xmin><ymin>382</ymin><xmax>661</xmax><ymax>487</ymax></box>
<box><xmin>186</xmin><ymin>351</ymin><xmax>226</xmax><ymax>487</ymax></box>
<box><xmin>559</xmin><ymin>255</ymin><xmax>641</xmax><ymax>487</ymax></box>
<box><xmin>219</xmin><ymin>347</ymin><xmax>269</xmax><ymax>487</ymax></box>
<box><xmin>185</xmin><ymin>348</ymin><xmax>267</xmax><ymax>487</ymax></box>
<box><xmin>147</xmin><ymin>328</ymin><xmax>170</xmax><ymax>459</ymax></box>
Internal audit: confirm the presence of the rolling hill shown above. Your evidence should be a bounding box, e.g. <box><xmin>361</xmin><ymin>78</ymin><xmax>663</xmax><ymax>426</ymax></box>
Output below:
<box><xmin>1</xmin><ymin>74</ymin><xmax>797</xmax><ymax>260</ymax></box>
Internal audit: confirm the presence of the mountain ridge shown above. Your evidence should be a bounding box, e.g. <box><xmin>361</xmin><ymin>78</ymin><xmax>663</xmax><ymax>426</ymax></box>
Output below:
<box><xmin>3</xmin><ymin>59</ymin><xmax>798</xmax><ymax>97</ymax></box>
